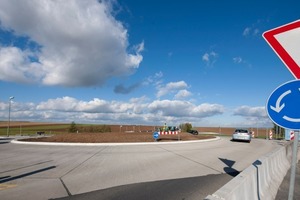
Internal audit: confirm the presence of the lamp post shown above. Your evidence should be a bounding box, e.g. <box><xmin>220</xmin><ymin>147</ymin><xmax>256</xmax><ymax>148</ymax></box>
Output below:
<box><xmin>7</xmin><ymin>96</ymin><xmax>14</xmax><ymax>137</ymax></box>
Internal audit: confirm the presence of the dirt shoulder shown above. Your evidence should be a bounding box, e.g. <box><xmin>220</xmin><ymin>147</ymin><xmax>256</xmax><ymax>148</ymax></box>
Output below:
<box><xmin>20</xmin><ymin>131</ymin><xmax>216</xmax><ymax>143</ymax></box>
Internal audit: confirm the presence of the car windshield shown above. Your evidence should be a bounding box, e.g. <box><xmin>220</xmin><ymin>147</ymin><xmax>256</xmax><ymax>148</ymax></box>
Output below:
<box><xmin>235</xmin><ymin>129</ymin><xmax>248</xmax><ymax>133</ymax></box>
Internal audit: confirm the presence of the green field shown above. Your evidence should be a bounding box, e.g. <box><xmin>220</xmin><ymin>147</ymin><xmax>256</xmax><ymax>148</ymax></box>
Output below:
<box><xmin>0</xmin><ymin>124</ymin><xmax>70</xmax><ymax>136</ymax></box>
<box><xmin>0</xmin><ymin>122</ymin><xmax>113</xmax><ymax>136</ymax></box>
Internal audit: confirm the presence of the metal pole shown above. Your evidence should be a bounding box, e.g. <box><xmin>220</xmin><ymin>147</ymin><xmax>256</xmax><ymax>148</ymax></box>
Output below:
<box><xmin>6</xmin><ymin>96</ymin><xmax>14</xmax><ymax>137</ymax></box>
<box><xmin>6</xmin><ymin>101</ymin><xmax>10</xmax><ymax>137</ymax></box>
<box><xmin>256</xmin><ymin>126</ymin><xmax>258</xmax><ymax>138</ymax></box>
<box><xmin>288</xmin><ymin>131</ymin><xmax>299</xmax><ymax>200</ymax></box>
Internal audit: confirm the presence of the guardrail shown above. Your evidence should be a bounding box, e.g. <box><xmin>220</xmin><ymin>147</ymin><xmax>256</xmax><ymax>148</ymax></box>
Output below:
<box><xmin>205</xmin><ymin>141</ymin><xmax>296</xmax><ymax>200</ymax></box>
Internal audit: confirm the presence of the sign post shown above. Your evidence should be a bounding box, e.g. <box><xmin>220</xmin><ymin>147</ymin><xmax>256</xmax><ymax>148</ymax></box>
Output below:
<box><xmin>263</xmin><ymin>20</ymin><xmax>300</xmax><ymax>200</ymax></box>
<box><xmin>289</xmin><ymin>131</ymin><xmax>299</xmax><ymax>200</ymax></box>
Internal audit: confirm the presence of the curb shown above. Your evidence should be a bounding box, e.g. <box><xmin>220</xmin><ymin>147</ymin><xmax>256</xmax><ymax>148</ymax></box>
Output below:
<box><xmin>11</xmin><ymin>136</ymin><xmax>220</xmax><ymax>146</ymax></box>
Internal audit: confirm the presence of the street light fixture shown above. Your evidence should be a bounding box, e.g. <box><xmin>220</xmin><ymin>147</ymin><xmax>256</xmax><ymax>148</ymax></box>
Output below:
<box><xmin>7</xmin><ymin>96</ymin><xmax>14</xmax><ymax>137</ymax></box>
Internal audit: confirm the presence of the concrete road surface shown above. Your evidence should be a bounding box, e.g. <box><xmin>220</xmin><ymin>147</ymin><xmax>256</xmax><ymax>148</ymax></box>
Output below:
<box><xmin>275</xmin><ymin>160</ymin><xmax>300</xmax><ymax>200</ymax></box>
<box><xmin>0</xmin><ymin>136</ymin><xmax>281</xmax><ymax>200</ymax></box>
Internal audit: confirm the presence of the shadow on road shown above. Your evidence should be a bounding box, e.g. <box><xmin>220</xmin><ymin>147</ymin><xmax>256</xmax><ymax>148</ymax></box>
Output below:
<box><xmin>0</xmin><ymin>160</ymin><xmax>53</xmax><ymax>174</ymax></box>
<box><xmin>52</xmin><ymin>173</ymin><xmax>233</xmax><ymax>200</ymax></box>
<box><xmin>0</xmin><ymin>166</ymin><xmax>56</xmax><ymax>184</ymax></box>
<box><xmin>219</xmin><ymin>158</ymin><xmax>240</xmax><ymax>177</ymax></box>
<box><xmin>252</xmin><ymin>160</ymin><xmax>262</xmax><ymax>200</ymax></box>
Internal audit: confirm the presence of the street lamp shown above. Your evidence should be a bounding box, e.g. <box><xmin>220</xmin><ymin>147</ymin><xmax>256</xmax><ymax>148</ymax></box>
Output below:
<box><xmin>7</xmin><ymin>96</ymin><xmax>14</xmax><ymax>137</ymax></box>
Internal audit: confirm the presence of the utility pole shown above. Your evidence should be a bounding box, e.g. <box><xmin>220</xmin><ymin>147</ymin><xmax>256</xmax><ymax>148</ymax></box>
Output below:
<box><xmin>7</xmin><ymin>96</ymin><xmax>14</xmax><ymax>137</ymax></box>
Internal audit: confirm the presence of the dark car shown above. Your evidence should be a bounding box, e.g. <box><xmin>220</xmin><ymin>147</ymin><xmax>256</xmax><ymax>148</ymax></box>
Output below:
<box><xmin>168</xmin><ymin>126</ymin><xmax>179</xmax><ymax>131</ymax></box>
<box><xmin>188</xmin><ymin>130</ymin><xmax>198</xmax><ymax>135</ymax></box>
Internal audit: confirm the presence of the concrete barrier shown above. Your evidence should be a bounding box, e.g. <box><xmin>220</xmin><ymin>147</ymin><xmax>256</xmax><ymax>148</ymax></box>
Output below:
<box><xmin>205</xmin><ymin>142</ymin><xmax>294</xmax><ymax>200</ymax></box>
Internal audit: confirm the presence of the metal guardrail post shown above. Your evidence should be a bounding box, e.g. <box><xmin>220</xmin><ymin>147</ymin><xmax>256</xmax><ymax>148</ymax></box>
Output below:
<box><xmin>288</xmin><ymin>131</ymin><xmax>299</xmax><ymax>200</ymax></box>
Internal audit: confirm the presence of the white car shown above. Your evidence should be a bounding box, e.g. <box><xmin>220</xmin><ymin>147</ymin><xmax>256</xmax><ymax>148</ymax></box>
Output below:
<box><xmin>232</xmin><ymin>129</ymin><xmax>251</xmax><ymax>143</ymax></box>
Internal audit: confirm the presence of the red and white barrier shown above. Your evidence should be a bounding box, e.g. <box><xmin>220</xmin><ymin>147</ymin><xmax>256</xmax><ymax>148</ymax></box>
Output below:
<box><xmin>251</xmin><ymin>131</ymin><xmax>255</xmax><ymax>138</ymax></box>
<box><xmin>269</xmin><ymin>130</ymin><xmax>273</xmax><ymax>140</ymax></box>
<box><xmin>290</xmin><ymin>131</ymin><xmax>295</xmax><ymax>140</ymax></box>
<box><xmin>158</xmin><ymin>131</ymin><xmax>178</xmax><ymax>135</ymax></box>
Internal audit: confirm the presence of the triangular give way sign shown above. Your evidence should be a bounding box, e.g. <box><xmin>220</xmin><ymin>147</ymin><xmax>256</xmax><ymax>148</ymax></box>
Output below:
<box><xmin>263</xmin><ymin>20</ymin><xmax>300</xmax><ymax>79</ymax></box>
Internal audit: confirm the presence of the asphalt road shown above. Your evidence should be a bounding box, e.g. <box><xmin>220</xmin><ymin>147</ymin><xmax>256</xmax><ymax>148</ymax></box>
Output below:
<box><xmin>0</xmin><ymin>136</ymin><xmax>281</xmax><ymax>200</ymax></box>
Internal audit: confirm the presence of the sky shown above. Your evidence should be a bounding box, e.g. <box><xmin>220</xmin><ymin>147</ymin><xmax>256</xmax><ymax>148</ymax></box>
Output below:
<box><xmin>0</xmin><ymin>0</ymin><xmax>299</xmax><ymax>128</ymax></box>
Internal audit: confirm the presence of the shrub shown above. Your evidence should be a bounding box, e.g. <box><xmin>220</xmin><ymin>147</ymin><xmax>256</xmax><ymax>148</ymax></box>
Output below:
<box><xmin>69</xmin><ymin>121</ymin><xmax>78</xmax><ymax>133</ymax></box>
<box><xmin>179</xmin><ymin>123</ymin><xmax>193</xmax><ymax>132</ymax></box>
<box><xmin>79</xmin><ymin>125</ymin><xmax>111</xmax><ymax>133</ymax></box>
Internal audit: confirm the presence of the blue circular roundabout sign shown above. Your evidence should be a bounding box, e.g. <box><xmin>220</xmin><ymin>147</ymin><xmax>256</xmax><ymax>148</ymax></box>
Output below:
<box><xmin>267</xmin><ymin>80</ymin><xmax>300</xmax><ymax>129</ymax></box>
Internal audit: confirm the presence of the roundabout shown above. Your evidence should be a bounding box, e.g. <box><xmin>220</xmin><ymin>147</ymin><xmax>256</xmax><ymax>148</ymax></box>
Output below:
<box><xmin>0</xmin><ymin>135</ymin><xmax>280</xmax><ymax>200</ymax></box>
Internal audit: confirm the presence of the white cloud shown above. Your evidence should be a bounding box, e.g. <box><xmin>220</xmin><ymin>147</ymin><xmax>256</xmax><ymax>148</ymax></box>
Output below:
<box><xmin>0</xmin><ymin>96</ymin><xmax>226</xmax><ymax>125</ymax></box>
<box><xmin>233</xmin><ymin>106</ymin><xmax>267</xmax><ymax>118</ymax></box>
<box><xmin>143</xmin><ymin>71</ymin><xmax>163</xmax><ymax>86</ymax></box>
<box><xmin>233</xmin><ymin>56</ymin><xmax>252</xmax><ymax>68</ymax></box>
<box><xmin>36</xmin><ymin>96</ymin><xmax>133</xmax><ymax>113</ymax></box>
<box><xmin>148</xmin><ymin>100</ymin><xmax>191</xmax><ymax>117</ymax></box>
<box><xmin>243</xmin><ymin>27</ymin><xmax>251</xmax><ymax>36</ymax></box>
<box><xmin>233</xmin><ymin>57</ymin><xmax>243</xmax><ymax>64</ymax></box>
<box><xmin>243</xmin><ymin>27</ymin><xmax>260</xmax><ymax>37</ymax></box>
<box><xmin>191</xmin><ymin>103</ymin><xmax>224</xmax><ymax>117</ymax></box>
<box><xmin>202</xmin><ymin>53</ymin><xmax>209</xmax><ymax>62</ymax></box>
<box><xmin>243</xmin><ymin>19</ymin><xmax>268</xmax><ymax>38</ymax></box>
<box><xmin>156</xmin><ymin>81</ymin><xmax>189</xmax><ymax>98</ymax></box>
<box><xmin>0</xmin><ymin>97</ymin><xmax>274</xmax><ymax>127</ymax></box>
<box><xmin>253</xmin><ymin>28</ymin><xmax>260</xmax><ymax>36</ymax></box>
<box><xmin>232</xmin><ymin>105</ymin><xmax>272</xmax><ymax>127</ymax></box>
<box><xmin>175</xmin><ymin>89</ymin><xmax>192</xmax><ymax>99</ymax></box>
<box><xmin>202</xmin><ymin>51</ymin><xmax>218</xmax><ymax>66</ymax></box>
<box><xmin>148</xmin><ymin>100</ymin><xmax>224</xmax><ymax>118</ymax></box>
<box><xmin>0</xmin><ymin>47</ymin><xmax>42</xmax><ymax>83</ymax></box>
<box><xmin>0</xmin><ymin>0</ymin><xmax>143</xmax><ymax>87</ymax></box>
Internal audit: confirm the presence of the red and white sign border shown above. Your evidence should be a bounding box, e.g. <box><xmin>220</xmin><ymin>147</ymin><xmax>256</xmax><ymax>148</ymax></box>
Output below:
<box><xmin>263</xmin><ymin>20</ymin><xmax>300</xmax><ymax>79</ymax></box>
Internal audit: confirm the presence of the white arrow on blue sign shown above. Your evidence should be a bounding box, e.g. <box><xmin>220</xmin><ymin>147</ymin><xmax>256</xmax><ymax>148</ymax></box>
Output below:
<box><xmin>153</xmin><ymin>132</ymin><xmax>159</xmax><ymax>139</ymax></box>
<box><xmin>267</xmin><ymin>80</ymin><xmax>300</xmax><ymax>129</ymax></box>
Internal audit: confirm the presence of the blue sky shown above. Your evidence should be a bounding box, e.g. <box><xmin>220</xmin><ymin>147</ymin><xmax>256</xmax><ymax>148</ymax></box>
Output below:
<box><xmin>0</xmin><ymin>0</ymin><xmax>298</xmax><ymax>127</ymax></box>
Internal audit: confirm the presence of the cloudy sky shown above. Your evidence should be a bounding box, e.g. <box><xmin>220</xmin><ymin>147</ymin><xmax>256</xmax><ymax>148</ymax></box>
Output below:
<box><xmin>0</xmin><ymin>0</ymin><xmax>298</xmax><ymax>127</ymax></box>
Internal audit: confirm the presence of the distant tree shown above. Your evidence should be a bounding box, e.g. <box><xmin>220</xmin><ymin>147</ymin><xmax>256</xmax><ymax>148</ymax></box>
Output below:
<box><xmin>101</xmin><ymin>125</ymin><xmax>111</xmax><ymax>132</ymax></box>
<box><xmin>179</xmin><ymin>123</ymin><xmax>193</xmax><ymax>132</ymax></box>
<box><xmin>69</xmin><ymin>121</ymin><xmax>77</xmax><ymax>133</ymax></box>
<box><xmin>186</xmin><ymin>123</ymin><xmax>192</xmax><ymax>132</ymax></box>
<box><xmin>273</xmin><ymin>123</ymin><xmax>285</xmax><ymax>138</ymax></box>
